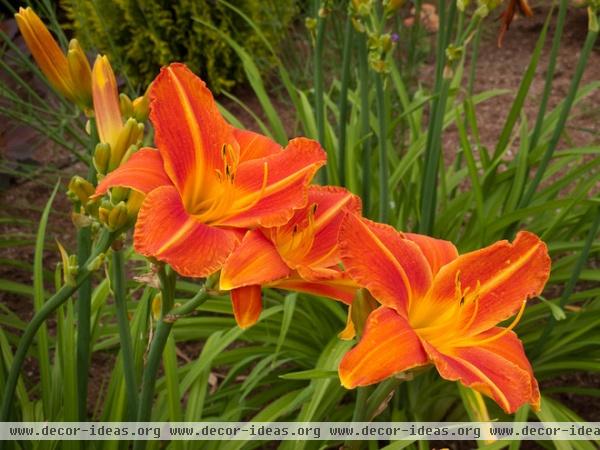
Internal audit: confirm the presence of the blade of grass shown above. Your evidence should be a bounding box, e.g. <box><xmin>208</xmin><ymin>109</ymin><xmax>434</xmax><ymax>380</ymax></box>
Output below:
<box><xmin>32</xmin><ymin>181</ymin><xmax>60</xmax><ymax>419</ymax></box>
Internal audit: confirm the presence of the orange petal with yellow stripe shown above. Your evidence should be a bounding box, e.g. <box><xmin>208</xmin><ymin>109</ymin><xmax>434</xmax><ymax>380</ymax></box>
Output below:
<box><xmin>94</xmin><ymin>148</ymin><xmax>172</xmax><ymax>197</ymax></box>
<box><xmin>424</xmin><ymin>328</ymin><xmax>540</xmax><ymax>414</ymax></box>
<box><xmin>338</xmin><ymin>214</ymin><xmax>432</xmax><ymax>317</ymax></box>
<box><xmin>339</xmin><ymin>307</ymin><xmax>428</xmax><ymax>388</ymax></box>
<box><xmin>220</xmin><ymin>230</ymin><xmax>291</xmax><ymax>290</ymax></box>
<box><xmin>273</xmin><ymin>266</ymin><xmax>357</xmax><ymax>304</ymax></box>
<box><xmin>149</xmin><ymin>63</ymin><xmax>236</xmax><ymax>209</ymax></box>
<box><xmin>426</xmin><ymin>231</ymin><xmax>550</xmax><ymax>334</ymax></box>
<box><xmin>218</xmin><ymin>138</ymin><xmax>326</xmax><ymax>228</ymax></box>
<box><xmin>291</xmin><ymin>185</ymin><xmax>361</xmax><ymax>269</ymax></box>
<box><xmin>134</xmin><ymin>185</ymin><xmax>240</xmax><ymax>277</ymax></box>
<box><xmin>404</xmin><ymin>233</ymin><xmax>458</xmax><ymax>276</ymax></box>
<box><xmin>234</xmin><ymin>128</ymin><xmax>282</xmax><ymax>161</ymax></box>
<box><xmin>230</xmin><ymin>285</ymin><xmax>263</xmax><ymax>329</ymax></box>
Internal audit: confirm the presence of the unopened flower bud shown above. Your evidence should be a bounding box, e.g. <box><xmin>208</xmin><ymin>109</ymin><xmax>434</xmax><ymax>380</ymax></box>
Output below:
<box><xmin>108</xmin><ymin>118</ymin><xmax>143</xmax><ymax>171</ymax></box>
<box><xmin>119</xmin><ymin>93</ymin><xmax>134</xmax><ymax>118</ymax></box>
<box><xmin>305</xmin><ymin>17</ymin><xmax>317</xmax><ymax>31</ymax></box>
<box><xmin>86</xmin><ymin>253</ymin><xmax>105</xmax><ymax>272</ymax></box>
<box><xmin>68</xmin><ymin>175</ymin><xmax>95</xmax><ymax>205</ymax></box>
<box><xmin>126</xmin><ymin>190</ymin><xmax>145</xmax><ymax>220</ymax></box>
<box><xmin>107</xmin><ymin>201</ymin><xmax>129</xmax><ymax>231</ymax></box>
<box><xmin>120</xmin><ymin>144</ymin><xmax>138</xmax><ymax>166</ymax></box>
<box><xmin>94</xmin><ymin>142</ymin><xmax>111</xmax><ymax>175</ymax></box>
<box><xmin>67</xmin><ymin>39</ymin><xmax>92</xmax><ymax>111</ymax></box>
<box><xmin>57</xmin><ymin>241</ymin><xmax>78</xmax><ymax>286</ymax></box>
<box><xmin>132</xmin><ymin>88</ymin><xmax>150</xmax><ymax>122</ymax></box>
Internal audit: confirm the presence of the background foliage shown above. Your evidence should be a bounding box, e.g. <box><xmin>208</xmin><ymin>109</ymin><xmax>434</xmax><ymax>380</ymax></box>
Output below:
<box><xmin>61</xmin><ymin>0</ymin><xmax>298</xmax><ymax>93</ymax></box>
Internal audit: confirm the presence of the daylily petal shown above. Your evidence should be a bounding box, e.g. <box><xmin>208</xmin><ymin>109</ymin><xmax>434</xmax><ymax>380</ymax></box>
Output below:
<box><xmin>338</xmin><ymin>214</ymin><xmax>432</xmax><ymax>316</ymax></box>
<box><xmin>425</xmin><ymin>231</ymin><xmax>550</xmax><ymax>334</ymax></box>
<box><xmin>404</xmin><ymin>233</ymin><xmax>458</xmax><ymax>276</ymax></box>
<box><xmin>134</xmin><ymin>185</ymin><xmax>240</xmax><ymax>277</ymax></box>
<box><xmin>150</xmin><ymin>63</ymin><xmax>236</xmax><ymax>208</ymax></box>
<box><xmin>94</xmin><ymin>148</ymin><xmax>172</xmax><ymax>197</ymax></box>
<box><xmin>273</xmin><ymin>266</ymin><xmax>357</xmax><ymax>304</ymax></box>
<box><xmin>339</xmin><ymin>307</ymin><xmax>428</xmax><ymax>388</ymax></box>
<box><xmin>293</xmin><ymin>186</ymin><xmax>362</xmax><ymax>268</ymax></box>
<box><xmin>424</xmin><ymin>329</ymin><xmax>540</xmax><ymax>414</ymax></box>
<box><xmin>230</xmin><ymin>285</ymin><xmax>263</xmax><ymax>329</ymax></box>
<box><xmin>220</xmin><ymin>229</ymin><xmax>291</xmax><ymax>290</ymax></box>
<box><xmin>218</xmin><ymin>138</ymin><xmax>326</xmax><ymax>228</ymax></box>
<box><xmin>234</xmin><ymin>128</ymin><xmax>282</xmax><ymax>161</ymax></box>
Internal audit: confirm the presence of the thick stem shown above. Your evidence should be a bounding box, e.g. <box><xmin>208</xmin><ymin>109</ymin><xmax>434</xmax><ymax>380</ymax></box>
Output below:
<box><xmin>0</xmin><ymin>230</ymin><xmax>114</xmax><ymax>423</ymax></box>
<box><xmin>76</xmin><ymin>117</ymin><xmax>98</xmax><ymax>421</ymax></box>
<box><xmin>112</xmin><ymin>249</ymin><xmax>139</xmax><ymax>421</ymax></box>
<box><xmin>313</xmin><ymin>0</ymin><xmax>327</xmax><ymax>185</ymax></box>
<box><xmin>346</xmin><ymin>387</ymin><xmax>370</xmax><ymax>450</ymax></box>
<box><xmin>133</xmin><ymin>270</ymin><xmax>209</xmax><ymax>450</ymax></box>
<box><xmin>375</xmin><ymin>75</ymin><xmax>389</xmax><ymax>223</ymax></box>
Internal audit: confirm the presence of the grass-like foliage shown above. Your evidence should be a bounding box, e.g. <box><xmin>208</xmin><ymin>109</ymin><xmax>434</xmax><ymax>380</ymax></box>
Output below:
<box><xmin>0</xmin><ymin>1</ymin><xmax>599</xmax><ymax>449</ymax></box>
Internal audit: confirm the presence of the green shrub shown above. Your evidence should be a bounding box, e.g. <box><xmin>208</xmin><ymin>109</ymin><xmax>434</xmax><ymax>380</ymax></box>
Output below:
<box><xmin>61</xmin><ymin>0</ymin><xmax>297</xmax><ymax>93</ymax></box>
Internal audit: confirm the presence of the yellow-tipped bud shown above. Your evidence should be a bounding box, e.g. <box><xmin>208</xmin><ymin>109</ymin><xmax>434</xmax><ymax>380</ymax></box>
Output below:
<box><xmin>86</xmin><ymin>253</ymin><xmax>105</xmax><ymax>272</ymax></box>
<box><xmin>126</xmin><ymin>190</ymin><xmax>145</xmax><ymax>221</ymax></box>
<box><xmin>67</xmin><ymin>39</ymin><xmax>92</xmax><ymax>110</ymax></box>
<box><xmin>15</xmin><ymin>7</ymin><xmax>93</xmax><ymax>109</ymax></box>
<box><xmin>119</xmin><ymin>93</ymin><xmax>134</xmax><ymax>118</ymax></box>
<box><xmin>98</xmin><ymin>203</ymin><xmax>110</xmax><ymax>226</ymax></box>
<box><xmin>108</xmin><ymin>118</ymin><xmax>143</xmax><ymax>171</ymax></box>
<box><xmin>107</xmin><ymin>201</ymin><xmax>129</xmax><ymax>231</ymax></box>
<box><xmin>67</xmin><ymin>175</ymin><xmax>95</xmax><ymax>205</ymax></box>
<box><xmin>110</xmin><ymin>186</ymin><xmax>129</xmax><ymax>204</ymax></box>
<box><xmin>132</xmin><ymin>89</ymin><xmax>150</xmax><ymax>122</ymax></box>
<box><xmin>120</xmin><ymin>144</ymin><xmax>139</xmax><ymax>167</ymax></box>
<box><xmin>93</xmin><ymin>142</ymin><xmax>111</xmax><ymax>175</ymax></box>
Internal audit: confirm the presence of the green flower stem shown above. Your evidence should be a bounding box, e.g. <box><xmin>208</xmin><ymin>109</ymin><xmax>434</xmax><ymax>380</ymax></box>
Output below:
<box><xmin>418</xmin><ymin>0</ymin><xmax>456</xmax><ymax>234</ymax></box>
<box><xmin>338</xmin><ymin>15</ymin><xmax>353</xmax><ymax>187</ymax></box>
<box><xmin>375</xmin><ymin>75</ymin><xmax>389</xmax><ymax>223</ymax></box>
<box><xmin>133</xmin><ymin>271</ymin><xmax>211</xmax><ymax>450</ymax></box>
<box><xmin>346</xmin><ymin>386</ymin><xmax>370</xmax><ymax>450</ymax></box>
<box><xmin>314</xmin><ymin>0</ymin><xmax>327</xmax><ymax>185</ymax></box>
<box><xmin>111</xmin><ymin>249</ymin><xmax>139</xmax><ymax>421</ymax></box>
<box><xmin>529</xmin><ymin>0</ymin><xmax>568</xmax><ymax>152</ymax></box>
<box><xmin>0</xmin><ymin>230</ymin><xmax>115</xmax><ymax>424</ymax></box>
<box><xmin>358</xmin><ymin>36</ymin><xmax>371</xmax><ymax>215</ymax></box>
<box><xmin>76</xmin><ymin>117</ymin><xmax>98</xmax><ymax>421</ymax></box>
<box><xmin>520</xmin><ymin>11</ymin><xmax>599</xmax><ymax>208</ymax></box>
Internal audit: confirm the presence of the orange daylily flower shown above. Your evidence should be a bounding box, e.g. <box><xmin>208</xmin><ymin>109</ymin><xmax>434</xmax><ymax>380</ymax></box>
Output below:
<box><xmin>219</xmin><ymin>185</ymin><xmax>361</xmax><ymax>328</ymax></box>
<box><xmin>15</xmin><ymin>7</ymin><xmax>92</xmax><ymax>110</ymax></box>
<box><xmin>337</xmin><ymin>214</ymin><xmax>551</xmax><ymax>414</ymax></box>
<box><xmin>94</xmin><ymin>63</ymin><xmax>326</xmax><ymax>277</ymax></box>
